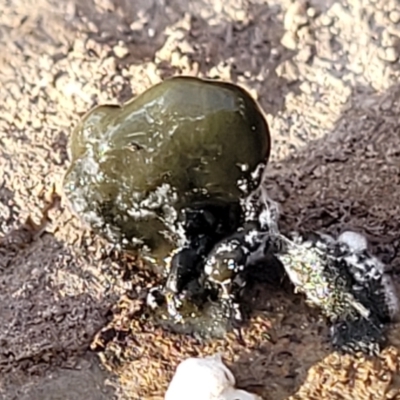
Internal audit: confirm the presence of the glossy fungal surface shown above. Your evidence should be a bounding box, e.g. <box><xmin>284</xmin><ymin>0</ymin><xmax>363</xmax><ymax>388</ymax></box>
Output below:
<box><xmin>63</xmin><ymin>76</ymin><xmax>271</xmax><ymax>269</ymax></box>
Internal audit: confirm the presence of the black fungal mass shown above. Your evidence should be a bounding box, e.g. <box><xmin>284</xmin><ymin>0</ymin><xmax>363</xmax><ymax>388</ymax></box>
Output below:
<box><xmin>275</xmin><ymin>230</ymin><xmax>398</xmax><ymax>355</ymax></box>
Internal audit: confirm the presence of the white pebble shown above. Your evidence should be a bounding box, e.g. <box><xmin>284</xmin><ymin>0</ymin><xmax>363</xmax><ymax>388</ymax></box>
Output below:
<box><xmin>165</xmin><ymin>354</ymin><xmax>262</xmax><ymax>400</ymax></box>
<box><xmin>337</xmin><ymin>231</ymin><xmax>368</xmax><ymax>252</ymax></box>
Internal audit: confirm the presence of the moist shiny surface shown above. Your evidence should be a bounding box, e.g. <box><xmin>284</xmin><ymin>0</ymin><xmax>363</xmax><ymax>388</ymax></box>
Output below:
<box><xmin>63</xmin><ymin>76</ymin><xmax>270</xmax><ymax>268</ymax></box>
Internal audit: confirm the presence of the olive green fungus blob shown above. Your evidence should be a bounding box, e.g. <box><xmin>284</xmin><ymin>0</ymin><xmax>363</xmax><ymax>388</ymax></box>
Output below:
<box><xmin>63</xmin><ymin>76</ymin><xmax>270</xmax><ymax>269</ymax></box>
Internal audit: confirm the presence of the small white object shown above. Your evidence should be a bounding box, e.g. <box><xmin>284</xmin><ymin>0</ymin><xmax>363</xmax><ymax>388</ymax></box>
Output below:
<box><xmin>338</xmin><ymin>230</ymin><xmax>399</xmax><ymax>320</ymax></box>
<box><xmin>337</xmin><ymin>231</ymin><xmax>368</xmax><ymax>253</ymax></box>
<box><xmin>165</xmin><ymin>354</ymin><xmax>262</xmax><ymax>400</ymax></box>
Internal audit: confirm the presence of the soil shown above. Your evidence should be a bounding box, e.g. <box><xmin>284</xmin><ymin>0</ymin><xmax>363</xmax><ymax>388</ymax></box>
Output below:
<box><xmin>1</xmin><ymin>0</ymin><xmax>400</xmax><ymax>399</ymax></box>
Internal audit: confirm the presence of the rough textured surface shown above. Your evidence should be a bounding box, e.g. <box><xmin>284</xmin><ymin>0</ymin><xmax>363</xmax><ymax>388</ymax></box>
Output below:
<box><xmin>1</xmin><ymin>0</ymin><xmax>400</xmax><ymax>399</ymax></box>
